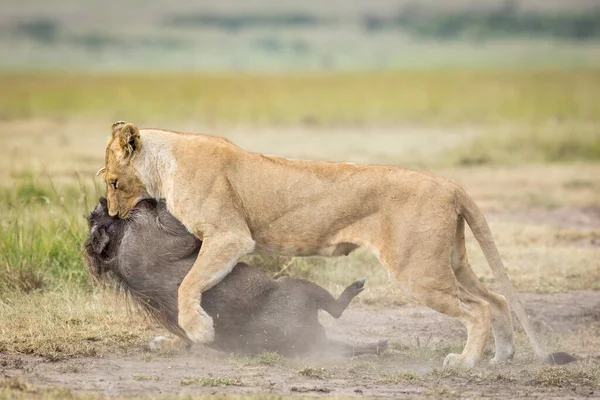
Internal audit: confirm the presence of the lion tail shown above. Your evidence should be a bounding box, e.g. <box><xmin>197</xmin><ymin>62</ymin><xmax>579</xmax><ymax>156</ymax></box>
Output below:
<box><xmin>456</xmin><ymin>188</ymin><xmax>550</xmax><ymax>362</ymax></box>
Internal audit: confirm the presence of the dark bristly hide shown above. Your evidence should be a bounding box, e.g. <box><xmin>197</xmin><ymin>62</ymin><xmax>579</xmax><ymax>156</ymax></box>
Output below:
<box><xmin>83</xmin><ymin>197</ymin><xmax>388</xmax><ymax>357</ymax></box>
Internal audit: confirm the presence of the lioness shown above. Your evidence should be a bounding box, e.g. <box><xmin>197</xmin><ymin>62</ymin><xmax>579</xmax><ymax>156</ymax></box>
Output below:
<box><xmin>84</xmin><ymin>197</ymin><xmax>387</xmax><ymax>357</ymax></box>
<box><xmin>99</xmin><ymin>121</ymin><xmax>570</xmax><ymax>368</ymax></box>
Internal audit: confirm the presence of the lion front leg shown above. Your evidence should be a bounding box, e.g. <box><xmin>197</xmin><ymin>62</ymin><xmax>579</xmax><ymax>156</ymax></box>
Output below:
<box><xmin>177</xmin><ymin>233</ymin><xmax>255</xmax><ymax>344</ymax></box>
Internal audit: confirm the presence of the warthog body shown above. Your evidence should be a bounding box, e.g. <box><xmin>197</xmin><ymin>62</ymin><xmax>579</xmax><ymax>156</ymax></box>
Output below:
<box><xmin>84</xmin><ymin>198</ymin><xmax>387</xmax><ymax>356</ymax></box>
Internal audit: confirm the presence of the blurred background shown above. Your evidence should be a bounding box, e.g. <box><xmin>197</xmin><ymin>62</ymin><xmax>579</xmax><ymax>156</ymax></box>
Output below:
<box><xmin>0</xmin><ymin>0</ymin><xmax>599</xmax><ymax>364</ymax></box>
<box><xmin>2</xmin><ymin>0</ymin><xmax>600</xmax><ymax>70</ymax></box>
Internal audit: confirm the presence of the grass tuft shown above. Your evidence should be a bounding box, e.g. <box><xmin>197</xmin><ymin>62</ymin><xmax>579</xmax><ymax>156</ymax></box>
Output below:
<box><xmin>258</xmin><ymin>351</ymin><xmax>285</xmax><ymax>366</ymax></box>
<box><xmin>131</xmin><ymin>375</ymin><xmax>160</xmax><ymax>381</ymax></box>
<box><xmin>297</xmin><ymin>366</ymin><xmax>331</xmax><ymax>379</ymax></box>
<box><xmin>226</xmin><ymin>351</ymin><xmax>285</xmax><ymax>367</ymax></box>
<box><xmin>533</xmin><ymin>365</ymin><xmax>600</xmax><ymax>388</ymax></box>
<box><xmin>379</xmin><ymin>371</ymin><xmax>420</xmax><ymax>383</ymax></box>
<box><xmin>0</xmin><ymin>378</ymin><xmax>29</xmax><ymax>391</ymax></box>
<box><xmin>180</xmin><ymin>377</ymin><xmax>243</xmax><ymax>387</ymax></box>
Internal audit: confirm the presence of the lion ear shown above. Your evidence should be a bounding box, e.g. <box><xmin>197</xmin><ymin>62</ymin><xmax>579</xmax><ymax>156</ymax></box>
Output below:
<box><xmin>118</xmin><ymin>123</ymin><xmax>141</xmax><ymax>157</ymax></box>
<box><xmin>111</xmin><ymin>121</ymin><xmax>127</xmax><ymax>137</ymax></box>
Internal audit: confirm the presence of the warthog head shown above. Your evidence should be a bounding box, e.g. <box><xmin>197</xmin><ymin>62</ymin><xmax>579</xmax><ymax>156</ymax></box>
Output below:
<box><xmin>84</xmin><ymin>196</ymin><xmax>200</xmax><ymax>338</ymax></box>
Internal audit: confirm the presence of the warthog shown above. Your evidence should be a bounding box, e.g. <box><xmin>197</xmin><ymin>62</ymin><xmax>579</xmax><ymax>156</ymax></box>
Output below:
<box><xmin>83</xmin><ymin>197</ymin><xmax>388</xmax><ymax>357</ymax></box>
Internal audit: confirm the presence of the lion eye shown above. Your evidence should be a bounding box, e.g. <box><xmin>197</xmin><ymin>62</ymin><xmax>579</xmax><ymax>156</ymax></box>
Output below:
<box><xmin>110</xmin><ymin>180</ymin><xmax>118</xmax><ymax>190</ymax></box>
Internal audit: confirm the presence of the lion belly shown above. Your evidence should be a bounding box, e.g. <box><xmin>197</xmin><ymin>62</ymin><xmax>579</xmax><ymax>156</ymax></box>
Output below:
<box><xmin>254</xmin><ymin>241</ymin><xmax>360</xmax><ymax>257</ymax></box>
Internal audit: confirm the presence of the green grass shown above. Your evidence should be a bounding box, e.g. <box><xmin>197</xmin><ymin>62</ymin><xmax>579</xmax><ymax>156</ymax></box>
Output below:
<box><xmin>0</xmin><ymin>180</ymin><xmax>96</xmax><ymax>295</ymax></box>
<box><xmin>1</xmin><ymin>70</ymin><xmax>599</xmax><ymax>125</ymax></box>
<box><xmin>450</xmin><ymin>122</ymin><xmax>600</xmax><ymax>165</ymax></box>
<box><xmin>0</xmin><ymin>215</ymin><xmax>87</xmax><ymax>293</ymax></box>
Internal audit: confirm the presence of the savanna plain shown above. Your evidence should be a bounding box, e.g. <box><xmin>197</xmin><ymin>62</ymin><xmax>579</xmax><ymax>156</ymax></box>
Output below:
<box><xmin>0</xmin><ymin>70</ymin><xmax>599</xmax><ymax>399</ymax></box>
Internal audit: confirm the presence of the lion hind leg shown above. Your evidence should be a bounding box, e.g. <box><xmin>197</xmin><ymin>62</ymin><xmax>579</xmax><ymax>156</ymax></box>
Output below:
<box><xmin>379</xmin><ymin>240</ymin><xmax>491</xmax><ymax>368</ymax></box>
<box><xmin>408</xmin><ymin>282</ymin><xmax>492</xmax><ymax>368</ymax></box>
<box><xmin>452</xmin><ymin>217</ymin><xmax>515</xmax><ymax>364</ymax></box>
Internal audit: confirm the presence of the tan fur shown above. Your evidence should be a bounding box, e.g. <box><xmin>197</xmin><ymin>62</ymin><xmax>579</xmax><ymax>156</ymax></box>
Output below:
<box><xmin>102</xmin><ymin>122</ymin><xmax>551</xmax><ymax>367</ymax></box>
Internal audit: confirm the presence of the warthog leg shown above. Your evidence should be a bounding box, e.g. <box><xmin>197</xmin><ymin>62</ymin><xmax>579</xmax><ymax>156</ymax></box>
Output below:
<box><xmin>318</xmin><ymin>279</ymin><xmax>366</xmax><ymax>318</ymax></box>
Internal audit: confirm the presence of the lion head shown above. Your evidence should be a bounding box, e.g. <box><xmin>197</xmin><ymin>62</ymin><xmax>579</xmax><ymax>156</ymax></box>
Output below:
<box><xmin>98</xmin><ymin>121</ymin><xmax>146</xmax><ymax>218</ymax></box>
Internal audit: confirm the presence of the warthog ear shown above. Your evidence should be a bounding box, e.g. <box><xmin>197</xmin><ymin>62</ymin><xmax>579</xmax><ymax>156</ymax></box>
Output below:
<box><xmin>91</xmin><ymin>228</ymin><xmax>110</xmax><ymax>254</ymax></box>
<box><xmin>117</xmin><ymin>123</ymin><xmax>141</xmax><ymax>158</ymax></box>
<box><xmin>98</xmin><ymin>196</ymin><xmax>107</xmax><ymax>208</ymax></box>
<box><xmin>135</xmin><ymin>198</ymin><xmax>158</xmax><ymax>210</ymax></box>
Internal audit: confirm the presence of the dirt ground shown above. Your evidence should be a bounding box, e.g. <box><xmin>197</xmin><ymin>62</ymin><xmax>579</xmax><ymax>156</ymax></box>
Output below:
<box><xmin>1</xmin><ymin>290</ymin><xmax>599</xmax><ymax>399</ymax></box>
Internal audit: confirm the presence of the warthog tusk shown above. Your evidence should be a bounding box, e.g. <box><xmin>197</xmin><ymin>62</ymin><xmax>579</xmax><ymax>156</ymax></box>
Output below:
<box><xmin>96</xmin><ymin>167</ymin><xmax>106</xmax><ymax>176</ymax></box>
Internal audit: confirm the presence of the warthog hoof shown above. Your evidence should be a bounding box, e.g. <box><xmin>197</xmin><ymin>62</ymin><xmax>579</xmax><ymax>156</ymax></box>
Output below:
<box><xmin>347</xmin><ymin>279</ymin><xmax>366</xmax><ymax>296</ymax></box>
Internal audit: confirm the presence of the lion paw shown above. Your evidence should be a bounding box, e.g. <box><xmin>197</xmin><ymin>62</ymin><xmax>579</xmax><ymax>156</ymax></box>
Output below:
<box><xmin>489</xmin><ymin>353</ymin><xmax>515</xmax><ymax>366</ymax></box>
<box><xmin>489</xmin><ymin>345</ymin><xmax>515</xmax><ymax>366</ymax></box>
<box><xmin>443</xmin><ymin>353</ymin><xmax>476</xmax><ymax>369</ymax></box>
<box><xmin>179</xmin><ymin>307</ymin><xmax>215</xmax><ymax>344</ymax></box>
